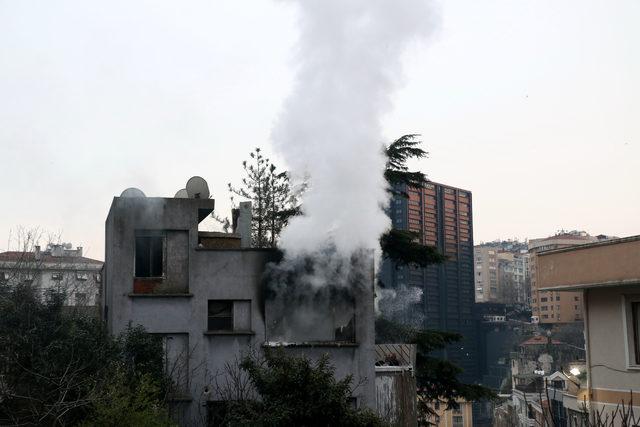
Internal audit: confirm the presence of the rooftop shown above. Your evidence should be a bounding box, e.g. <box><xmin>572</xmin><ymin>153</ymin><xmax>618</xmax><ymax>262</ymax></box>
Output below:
<box><xmin>0</xmin><ymin>251</ymin><xmax>103</xmax><ymax>265</ymax></box>
<box><xmin>538</xmin><ymin>235</ymin><xmax>640</xmax><ymax>291</ymax></box>
<box><xmin>520</xmin><ymin>335</ymin><xmax>563</xmax><ymax>346</ymax></box>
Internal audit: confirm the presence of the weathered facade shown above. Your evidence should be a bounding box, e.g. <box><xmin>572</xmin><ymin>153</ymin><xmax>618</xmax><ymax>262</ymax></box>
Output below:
<box><xmin>0</xmin><ymin>244</ymin><xmax>103</xmax><ymax>307</ymax></box>
<box><xmin>538</xmin><ymin>235</ymin><xmax>640</xmax><ymax>424</ymax></box>
<box><xmin>103</xmin><ymin>196</ymin><xmax>376</xmax><ymax>425</ymax></box>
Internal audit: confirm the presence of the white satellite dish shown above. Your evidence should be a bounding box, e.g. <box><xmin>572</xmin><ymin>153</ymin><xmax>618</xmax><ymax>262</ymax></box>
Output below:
<box><xmin>185</xmin><ymin>176</ymin><xmax>210</xmax><ymax>199</ymax></box>
<box><xmin>120</xmin><ymin>188</ymin><xmax>146</xmax><ymax>198</ymax></box>
<box><xmin>174</xmin><ymin>189</ymin><xmax>189</xmax><ymax>198</ymax></box>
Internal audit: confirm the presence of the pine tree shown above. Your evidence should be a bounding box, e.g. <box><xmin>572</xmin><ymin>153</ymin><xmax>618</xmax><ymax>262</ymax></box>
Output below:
<box><xmin>227</xmin><ymin>148</ymin><xmax>301</xmax><ymax>248</ymax></box>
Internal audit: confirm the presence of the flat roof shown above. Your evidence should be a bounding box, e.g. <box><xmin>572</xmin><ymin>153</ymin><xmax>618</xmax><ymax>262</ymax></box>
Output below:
<box><xmin>538</xmin><ymin>234</ymin><xmax>640</xmax><ymax>257</ymax></box>
<box><xmin>539</xmin><ymin>279</ymin><xmax>640</xmax><ymax>292</ymax></box>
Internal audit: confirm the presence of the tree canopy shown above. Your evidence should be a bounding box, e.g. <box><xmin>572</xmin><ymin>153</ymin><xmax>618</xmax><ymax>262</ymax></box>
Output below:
<box><xmin>0</xmin><ymin>281</ymin><xmax>174</xmax><ymax>426</ymax></box>
<box><xmin>226</xmin><ymin>147</ymin><xmax>301</xmax><ymax>248</ymax></box>
<box><xmin>219</xmin><ymin>349</ymin><xmax>384</xmax><ymax>426</ymax></box>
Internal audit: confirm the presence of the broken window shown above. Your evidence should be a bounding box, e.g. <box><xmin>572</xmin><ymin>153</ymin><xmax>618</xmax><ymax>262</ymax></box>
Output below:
<box><xmin>208</xmin><ymin>300</ymin><xmax>233</xmax><ymax>331</ymax></box>
<box><xmin>207</xmin><ymin>300</ymin><xmax>251</xmax><ymax>332</ymax></box>
<box><xmin>135</xmin><ymin>232</ymin><xmax>164</xmax><ymax>277</ymax></box>
<box><xmin>266</xmin><ymin>293</ymin><xmax>356</xmax><ymax>343</ymax></box>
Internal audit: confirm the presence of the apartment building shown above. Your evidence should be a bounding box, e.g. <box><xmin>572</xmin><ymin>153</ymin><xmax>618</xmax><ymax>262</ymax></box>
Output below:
<box><xmin>474</xmin><ymin>246</ymin><xmax>498</xmax><ymax>303</ymax></box>
<box><xmin>537</xmin><ymin>235</ymin><xmax>640</xmax><ymax>421</ymax></box>
<box><xmin>474</xmin><ymin>243</ymin><xmax>529</xmax><ymax>306</ymax></box>
<box><xmin>380</xmin><ymin>181</ymin><xmax>477</xmax><ymax>383</ymax></box>
<box><xmin>103</xmin><ymin>195</ymin><xmax>376</xmax><ymax>425</ymax></box>
<box><xmin>0</xmin><ymin>243</ymin><xmax>103</xmax><ymax>307</ymax></box>
<box><xmin>529</xmin><ymin>232</ymin><xmax>598</xmax><ymax>324</ymax></box>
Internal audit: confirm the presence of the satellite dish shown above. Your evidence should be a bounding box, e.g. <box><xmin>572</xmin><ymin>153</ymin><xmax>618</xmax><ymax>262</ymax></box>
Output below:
<box><xmin>174</xmin><ymin>189</ymin><xmax>189</xmax><ymax>198</ymax></box>
<box><xmin>185</xmin><ymin>176</ymin><xmax>210</xmax><ymax>199</ymax></box>
<box><xmin>120</xmin><ymin>188</ymin><xmax>146</xmax><ymax>198</ymax></box>
<box><xmin>64</xmin><ymin>243</ymin><xmax>73</xmax><ymax>249</ymax></box>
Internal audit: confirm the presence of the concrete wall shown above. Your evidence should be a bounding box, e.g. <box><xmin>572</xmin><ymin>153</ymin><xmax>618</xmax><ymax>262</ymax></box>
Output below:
<box><xmin>538</xmin><ymin>237</ymin><xmax>640</xmax><ymax>290</ymax></box>
<box><xmin>104</xmin><ymin>196</ymin><xmax>377</xmax><ymax>425</ymax></box>
<box><xmin>586</xmin><ymin>286</ymin><xmax>640</xmax><ymax>396</ymax></box>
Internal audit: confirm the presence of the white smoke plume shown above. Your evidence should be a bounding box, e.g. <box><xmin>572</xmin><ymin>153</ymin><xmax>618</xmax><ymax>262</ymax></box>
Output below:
<box><xmin>272</xmin><ymin>0</ymin><xmax>436</xmax><ymax>257</ymax></box>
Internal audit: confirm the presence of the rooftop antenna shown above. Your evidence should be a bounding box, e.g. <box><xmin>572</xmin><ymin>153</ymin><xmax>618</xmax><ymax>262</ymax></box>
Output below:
<box><xmin>120</xmin><ymin>188</ymin><xmax>146</xmax><ymax>198</ymax></box>
<box><xmin>185</xmin><ymin>176</ymin><xmax>210</xmax><ymax>199</ymax></box>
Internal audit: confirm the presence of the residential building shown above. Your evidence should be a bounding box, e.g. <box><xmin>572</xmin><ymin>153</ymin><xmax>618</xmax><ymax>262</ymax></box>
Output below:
<box><xmin>423</xmin><ymin>399</ymin><xmax>474</xmax><ymax>427</ymax></box>
<box><xmin>529</xmin><ymin>231</ymin><xmax>598</xmax><ymax>324</ymax></box>
<box><xmin>380</xmin><ymin>181</ymin><xmax>477</xmax><ymax>383</ymax></box>
<box><xmin>474</xmin><ymin>242</ymin><xmax>529</xmax><ymax>306</ymax></box>
<box><xmin>0</xmin><ymin>243</ymin><xmax>103</xmax><ymax>307</ymax></box>
<box><xmin>474</xmin><ymin>246</ymin><xmax>498</xmax><ymax>303</ymax></box>
<box><xmin>537</xmin><ymin>235</ymin><xmax>640</xmax><ymax>421</ymax></box>
<box><xmin>103</xmin><ymin>195</ymin><xmax>376</xmax><ymax>425</ymax></box>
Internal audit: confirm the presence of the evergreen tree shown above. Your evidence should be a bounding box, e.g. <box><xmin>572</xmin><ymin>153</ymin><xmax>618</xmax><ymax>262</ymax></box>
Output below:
<box><xmin>227</xmin><ymin>148</ymin><xmax>301</xmax><ymax>248</ymax></box>
<box><xmin>221</xmin><ymin>349</ymin><xmax>384</xmax><ymax>426</ymax></box>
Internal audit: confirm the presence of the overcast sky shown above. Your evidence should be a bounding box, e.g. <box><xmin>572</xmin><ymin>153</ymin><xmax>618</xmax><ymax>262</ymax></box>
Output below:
<box><xmin>1</xmin><ymin>0</ymin><xmax>638</xmax><ymax>260</ymax></box>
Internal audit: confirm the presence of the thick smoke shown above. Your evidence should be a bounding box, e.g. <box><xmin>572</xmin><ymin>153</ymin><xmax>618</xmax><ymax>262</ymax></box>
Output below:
<box><xmin>272</xmin><ymin>0</ymin><xmax>435</xmax><ymax>257</ymax></box>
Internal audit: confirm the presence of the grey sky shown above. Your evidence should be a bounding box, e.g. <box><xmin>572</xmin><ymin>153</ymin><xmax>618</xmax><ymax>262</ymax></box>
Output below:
<box><xmin>1</xmin><ymin>0</ymin><xmax>638</xmax><ymax>259</ymax></box>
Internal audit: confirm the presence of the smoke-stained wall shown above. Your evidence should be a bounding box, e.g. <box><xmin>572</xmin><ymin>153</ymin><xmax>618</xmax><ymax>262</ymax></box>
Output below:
<box><xmin>104</xmin><ymin>196</ymin><xmax>378</xmax><ymax>424</ymax></box>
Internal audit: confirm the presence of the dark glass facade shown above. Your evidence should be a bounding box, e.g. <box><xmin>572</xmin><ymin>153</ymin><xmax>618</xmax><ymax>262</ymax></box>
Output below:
<box><xmin>380</xmin><ymin>182</ymin><xmax>478</xmax><ymax>382</ymax></box>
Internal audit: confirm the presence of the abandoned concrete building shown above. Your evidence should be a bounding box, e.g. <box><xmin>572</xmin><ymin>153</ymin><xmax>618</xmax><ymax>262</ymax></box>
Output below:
<box><xmin>102</xmin><ymin>194</ymin><xmax>376</xmax><ymax>425</ymax></box>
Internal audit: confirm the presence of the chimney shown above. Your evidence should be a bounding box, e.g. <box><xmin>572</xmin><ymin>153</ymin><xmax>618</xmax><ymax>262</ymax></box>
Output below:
<box><xmin>232</xmin><ymin>202</ymin><xmax>252</xmax><ymax>248</ymax></box>
<box><xmin>76</xmin><ymin>246</ymin><xmax>83</xmax><ymax>257</ymax></box>
<box><xmin>34</xmin><ymin>245</ymin><xmax>41</xmax><ymax>260</ymax></box>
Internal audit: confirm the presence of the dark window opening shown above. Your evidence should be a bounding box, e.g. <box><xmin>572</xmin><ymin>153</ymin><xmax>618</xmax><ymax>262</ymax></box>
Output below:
<box><xmin>135</xmin><ymin>234</ymin><xmax>164</xmax><ymax>277</ymax></box>
<box><xmin>75</xmin><ymin>292</ymin><xmax>88</xmax><ymax>305</ymax></box>
<box><xmin>208</xmin><ymin>300</ymin><xmax>233</xmax><ymax>331</ymax></box>
<box><xmin>207</xmin><ymin>401</ymin><xmax>229</xmax><ymax>427</ymax></box>
<box><xmin>632</xmin><ymin>301</ymin><xmax>640</xmax><ymax>365</ymax></box>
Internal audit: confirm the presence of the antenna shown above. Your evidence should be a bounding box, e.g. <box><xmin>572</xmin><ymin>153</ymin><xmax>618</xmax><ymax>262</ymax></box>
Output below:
<box><xmin>185</xmin><ymin>176</ymin><xmax>210</xmax><ymax>199</ymax></box>
<box><xmin>120</xmin><ymin>188</ymin><xmax>146</xmax><ymax>198</ymax></box>
<box><xmin>174</xmin><ymin>189</ymin><xmax>189</xmax><ymax>198</ymax></box>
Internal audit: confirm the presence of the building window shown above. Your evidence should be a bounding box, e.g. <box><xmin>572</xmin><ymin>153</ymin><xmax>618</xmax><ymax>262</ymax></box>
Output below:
<box><xmin>208</xmin><ymin>300</ymin><xmax>233</xmax><ymax>331</ymax></box>
<box><xmin>575</xmin><ymin>296</ymin><xmax>580</xmax><ymax>301</ymax></box>
<box><xmin>452</xmin><ymin>415</ymin><xmax>463</xmax><ymax>427</ymax></box>
<box><xmin>158</xmin><ymin>334</ymin><xmax>189</xmax><ymax>397</ymax></box>
<box><xmin>51</xmin><ymin>272</ymin><xmax>63</xmax><ymax>281</ymax></box>
<box><xmin>625</xmin><ymin>297</ymin><xmax>640</xmax><ymax>366</ymax></box>
<box><xmin>541</xmin><ymin>297</ymin><xmax>548</xmax><ymax>302</ymax></box>
<box><xmin>75</xmin><ymin>292</ymin><xmax>88</xmax><ymax>305</ymax></box>
<box><xmin>634</xmin><ymin>302</ymin><xmax>640</xmax><ymax>365</ymax></box>
<box><xmin>556</xmin><ymin>296</ymin><xmax>561</xmax><ymax>301</ymax></box>
<box><xmin>207</xmin><ymin>300</ymin><xmax>252</xmax><ymax>332</ymax></box>
<box><xmin>135</xmin><ymin>232</ymin><xmax>164</xmax><ymax>278</ymax></box>
<box><xmin>541</xmin><ymin>306</ymin><xmax>548</xmax><ymax>311</ymax></box>
<box><xmin>76</xmin><ymin>272</ymin><xmax>88</xmax><ymax>281</ymax></box>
